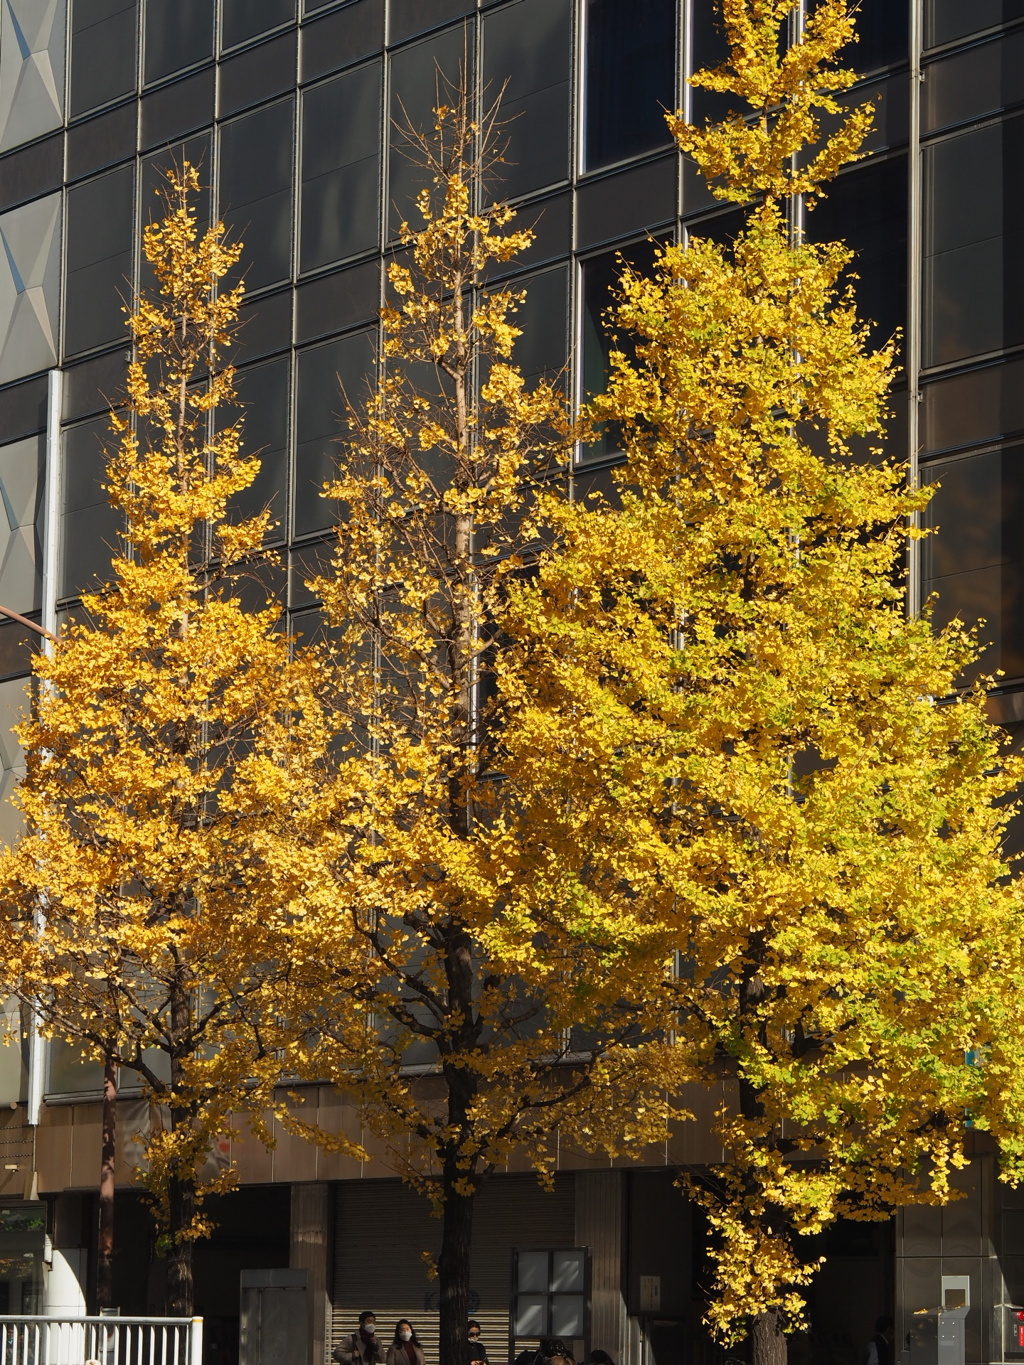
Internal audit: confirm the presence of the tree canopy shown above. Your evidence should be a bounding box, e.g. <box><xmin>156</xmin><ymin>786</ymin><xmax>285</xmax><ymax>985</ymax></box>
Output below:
<box><xmin>495</xmin><ymin>0</ymin><xmax>1024</xmax><ymax>1352</ymax></box>
<box><xmin>0</xmin><ymin>166</ymin><xmax>328</xmax><ymax>1314</ymax></box>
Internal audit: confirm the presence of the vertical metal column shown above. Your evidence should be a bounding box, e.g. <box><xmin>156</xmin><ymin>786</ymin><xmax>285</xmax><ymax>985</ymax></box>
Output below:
<box><xmin>26</xmin><ymin>366</ymin><xmax>62</xmax><ymax>1127</ymax></box>
<box><xmin>906</xmin><ymin>0</ymin><xmax>924</xmax><ymax>616</ymax></box>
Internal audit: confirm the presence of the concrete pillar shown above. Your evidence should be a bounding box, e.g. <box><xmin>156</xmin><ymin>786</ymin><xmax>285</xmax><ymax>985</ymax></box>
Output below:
<box><xmin>575</xmin><ymin>1171</ymin><xmax>628</xmax><ymax>1365</ymax></box>
<box><xmin>291</xmin><ymin>1182</ymin><xmax>331</xmax><ymax>1365</ymax></box>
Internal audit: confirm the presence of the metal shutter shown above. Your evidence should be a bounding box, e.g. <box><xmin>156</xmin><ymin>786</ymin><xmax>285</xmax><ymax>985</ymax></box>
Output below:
<box><xmin>331</xmin><ymin>1174</ymin><xmax>576</xmax><ymax>1365</ymax></box>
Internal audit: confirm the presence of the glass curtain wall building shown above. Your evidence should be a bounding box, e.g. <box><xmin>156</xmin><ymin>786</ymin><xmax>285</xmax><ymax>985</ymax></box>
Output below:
<box><xmin>0</xmin><ymin>0</ymin><xmax>1021</xmax><ymax>1361</ymax></box>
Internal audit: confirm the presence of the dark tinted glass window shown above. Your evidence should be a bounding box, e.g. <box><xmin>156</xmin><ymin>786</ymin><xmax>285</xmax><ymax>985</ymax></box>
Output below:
<box><xmin>70</xmin><ymin>0</ymin><xmax>137</xmax><ymax>115</ymax></box>
<box><xmin>294</xmin><ymin>330</ymin><xmax>376</xmax><ymax>537</ymax></box>
<box><xmin>0</xmin><ymin>613</ymin><xmax>40</xmax><ymax>681</ymax></box>
<box><xmin>921</xmin><ymin>355</ymin><xmax>1024</xmax><ymax>456</ymax></box>
<box><xmin>388</xmin><ymin>0</ymin><xmax>473</xmax><ymax>44</ymax></box>
<box><xmin>689</xmin><ymin>0</ymin><xmax>733</xmax><ymax>125</ymax></box>
<box><xmin>576</xmin><ymin>156</ymin><xmax>676</xmax><ymax>250</ymax></box>
<box><xmin>300</xmin><ymin>0</ymin><xmax>384</xmax><ymax>82</ymax></box>
<box><xmin>927</xmin><ymin>0</ymin><xmax>1024</xmax><ymax>48</ymax></box>
<box><xmin>0</xmin><ymin>377</ymin><xmax>48</xmax><ymax>446</ymax></box>
<box><xmin>301</xmin><ymin>61</ymin><xmax>382</xmax><ymax>271</ymax></box>
<box><xmin>66</xmin><ymin>102</ymin><xmax>136</xmax><ymax>181</ymax></box>
<box><xmin>140</xmin><ymin>67</ymin><xmax>215</xmax><ymax>149</ymax></box>
<box><xmin>923</xmin><ymin>116</ymin><xmax>1024</xmax><ymax>367</ymax></box>
<box><xmin>850</xmin><ymin>0</ymin><xmax>908</xmax><ymax>71</ymax></box>
<box><xmin>808</xmin><ymin>154</ymin><xmax>907</xmax><ymax>351</ymax></box>
<box><xmin>0</xmin><ymin>135</ymin><xmax>64</xmax><ymax>215</ymax></box>
<box><xmin>513</xmin><ymin>265</ymin><xmax>569</xmax><ymax>383</ymax></box>
<box><xmin>922</xmin><ymin>445</ymin><xmax>1024</xmax><ymax>682</ymax></box>
<box><xmin>64</xmin><ymin>165</ymin><xmax>135</xmax><ymax>358</ymax></box>
<box><xmin>296</xmin><ymin>259</ymin><xmax>379</xmax><ymax>342</ymax></box>
<box><xmin>482</xmin><ymin>0</ymin><xmax>571</xmax><ymax>198</ymax></box>
<box><xmin>580</xmin><ymin>238</ymin><xmax>662</xmax><ymax>462</ymax></box>
<box><xmin>219</xmin><ymin>31</ymin><xmax>296</xmax><ymax>118</ymax></box>
<box><xmin>219</xmin><ymin>99</ymin><xmax>295</xmax><ymax>290</ymax></box>
<box><xmin>925</xmin><ymin>30</ymin><xmax>1024</xmax><ymax>134</ymax></box>
<box><xmin>585</xmin><ymin>0</ymin><xmax>675</xmax><ymax>170</ymax></box>
<box><xmin>388</xmin><ymin>26</ymin><xmax>470</xmax><ymax>237</ymax></box>
<box><xmin>144</xmin><ymin>0</ymin><xmax>214</xmax><ymax>82</ymax></box>
<box><xmin>61</xmin><ymin>417</ymin><xmax>121</xmax><ymax>598</ymax></box>
<box><xmin>222</xmin><ymin>356</ymin><xmax>290</xmax><ymax>534</ymax></box>
<box><xmin>222</xmin><ymin>0</ymin><xmax>295</xmax><ymax>50</ymax></box>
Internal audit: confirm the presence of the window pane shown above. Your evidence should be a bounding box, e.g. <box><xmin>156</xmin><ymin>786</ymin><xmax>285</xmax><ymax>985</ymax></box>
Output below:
<box><xmin>851</xmin><ymin>0</ymin><xmax>908</xmax><ymax>71</ymax></box>
<box><xmin>807</xmin><ymin>154</ymin><xmax>907</xmax><ymax>352</ymax></box>
<box><xmin>483</xmin><ymin>0</ymin><xmax>571</xmax><ymax>197</ymax></box>
<box><xmin>296</xmin><ymin>259</ymin><xmax>379</xmax><ymax>343</ymax></box>
<box><xmin>140</xmin><ymin>66</ymin><xmax>215</xmax><ymax>149</ymax></box>
<box><xmin>922</xmin><ymin>356</ymin><xmax>1024</xmax><ymax>458</ymax></box>
<box><xmin>301</xmin><ymin>61</ymin><xmax>382</xmax><ymax>271</ymax></box>
<box><xmin>514</xmin><ymin>1298</ymin><xmax>547</xmax><ymax>1337</ymax></box>
<box><xmin>551</xmin><ymin>1249</ymin><xmax>585</xmax><ymax>1293</ymax></box>
<box><xmin>924</xmin><ymin>30</ymin><xmax>1024</xmax><ymax>134</ymax></box>
<box><xmin>61</xmin><ymin>416</ymin><xmax>121</xmax><ymax>598</ymax></box>
<box><xmin>922</xmin><ymin>446</ymin><xmax>1024</xmax><ymax>683</ymax></box>
<box><xmin>222</xmin><ymin>0</ymin><xmax>295</xmax><ymax>49</ymax></box>
<box><xmin>70</xmin><ymin>0</ymin><xmax>137</xmax><ymax>116</ymax></box>
<box><xmin>219</xmin><ymin>99</ymin><xmax>295</xmax><ymax>290</ymax></box>
<box><xmin>517</xmin><ymin>1251</ymin><xmax>549</xmax><ymax>1292</ymax></box>
<box><xmin>576</xmin><ymin>155</ymin><xmax>676</xmax><ymax>250</ymax></box>
<box><xmin>0</xmin><ymin>133</ymin><xmax>64</xmax><ymax>216</ymax></box>
<box><xmin>551</xmin><ymin>1295</ymin><xmax>584</xmax><ymax>1339</ymax></box>
<box><xmin>224</xmin><ymin>355</ymin><xmax>290</xmax><ymax>534</ymax></box>
<box><xmin>924</xmin><ymin>116</ymin><xmax>1024</xmax><ymax>367</ymax></box>
<box><xmin>64</xmin><ymin>165</ymin><xmax>135</xmax><ymax>358</ymax></box>
<box><xmin>144</xmin><ymin>0</ymin><xmax>214</xmax><ymax>82</ymax></box>
<box><xmin>580</xmin><ymin>238</ymin><xmax>663</xmax><ymax>462</ymax></box>
<box><xmin>689</xmin><ymin>0</ymin><xmax>733</xmax><ymax>126</ymax></box>
<box><xmin>301</xmin><ymin>0</ymin><xmax>384</xmax><ymax>83</ymax></box>
<box><xmin>294</xmin><ymin>330</ymin><xmax>376</xmax><ymax>537</ymax></box>
<box><xmin>48</xmin><ymin>1039</ymin><xmax>104</xmax><ymax>1095</ymax></box>
<box><xmin>388</xmin><ymin>26</ymin><xmax>470</xmax><ymax>238</ymax></box>
<box><xmin>512</xmin><ymin>265</ymin><xmax>568</xmax><ymax>383</ymax></box>
<box><xmin>927</xmin><ymin>0</ymin><xmax>1024</xmax><ymax>48</ymax></box>
<box><xmin>585</xmin><ymin>0</ymin><xmax>675</xmax><ymax>170</ymax></box>
<box><xmin>219</xmin><ymin>30</ymin><xmax>296</xmax><ymax>118</ymax></box>
<box><xmin>388</xmin><ymin>0</ymin><xmax>472</xmax><ymax>44</ymax></box>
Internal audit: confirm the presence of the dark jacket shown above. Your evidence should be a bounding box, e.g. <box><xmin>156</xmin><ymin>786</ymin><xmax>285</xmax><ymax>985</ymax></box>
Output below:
<box><xmin>334</xmin><ymin>1333</ymin><xmax>386</xmax><ymax>1365</ymax></box>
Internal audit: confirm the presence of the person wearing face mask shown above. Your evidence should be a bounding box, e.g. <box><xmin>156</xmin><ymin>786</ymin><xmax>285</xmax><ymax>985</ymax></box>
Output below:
<box><xmin>333</xmin><ymin>1311</ymin><xmax>386</xmax><ymax>1365</ymax></box>
<box><xmin>386</xmin><ymin>1320</ymin><xmax>425</xmax><ymax>1365</ymax></box>
<box><xmin>467</xmin><ymin>1321</ymin><xmax>488</xmax><ymax>1364</ymax></box>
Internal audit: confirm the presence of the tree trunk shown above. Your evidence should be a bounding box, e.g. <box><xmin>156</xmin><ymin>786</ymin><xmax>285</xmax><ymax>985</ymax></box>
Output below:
<box><xmin>166</xmin><ymin>1169</ymin><xmax>195</xmax><ymax>1317</ymax></box>
<box><xmin>752</xmin><ymin>1308</ymin><xmax>787</xmax><ymax>1365</ymax></box>
<box><xmin>96</xmin><ymin>1055</ymin><xmax>117</xmax><ymax>1311</ymax></box>
<box><xmin>437</xmin><ymin>1183</ymin><xmax>474</xmax><ymax>1365</ymax></box>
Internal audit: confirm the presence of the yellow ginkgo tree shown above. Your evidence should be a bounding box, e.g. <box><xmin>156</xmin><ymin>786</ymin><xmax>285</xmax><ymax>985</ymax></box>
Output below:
<box><xmin>259</xmin><ymin>92</ymin><xmax>693</xmax><ymax>1365</ymax></box>
<box><xmin>496</xmin><ymin>2</ymin><xmax>1024</xmax><ymax>1362</ymax></box>
<box><xmin>0</xmin><ymin>166</ymin><xmax>329</xmax><ymax>1315</ymax></box>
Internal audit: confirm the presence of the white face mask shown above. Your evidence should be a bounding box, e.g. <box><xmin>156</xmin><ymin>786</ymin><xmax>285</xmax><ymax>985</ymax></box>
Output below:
<box><xmin>364</xmin><ymin>1327</ymin><xmax>376</xmax><ymax>1337</ymax></box>
<box><xmin>400</xmin><ymin>1332</ymin><xmax>412</xmax><ymax>1343</ymax></box>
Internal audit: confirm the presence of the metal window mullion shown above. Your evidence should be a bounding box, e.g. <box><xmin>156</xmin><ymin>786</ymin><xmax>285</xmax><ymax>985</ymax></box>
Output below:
<box><xmin>907</xmin><ymin>0</ymin><xmax>924</xmax><ymax>617</ymax></box>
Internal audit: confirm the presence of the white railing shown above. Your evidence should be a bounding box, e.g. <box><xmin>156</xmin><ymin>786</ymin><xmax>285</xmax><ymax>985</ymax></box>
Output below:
<box><xmin>0</xmin><ymin>1317</ymin><xmax>203</xmax><ymax>1365</ymax></box>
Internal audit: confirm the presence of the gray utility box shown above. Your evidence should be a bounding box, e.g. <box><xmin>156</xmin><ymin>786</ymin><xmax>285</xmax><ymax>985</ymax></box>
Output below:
<box><xmin>908</xmin><ymin>1275</ymin><xmax>971</xmax><ymax>1365</ymax></box>
<box><xmin>240</xmin><ymin>1269</ymin><xmax>309</xmax><ymax>1365</ymax></box>
<box><xmin>937</xmin><ymin>1305</ymin><xmax>969</xmax><ymax>1365</ymax></box>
